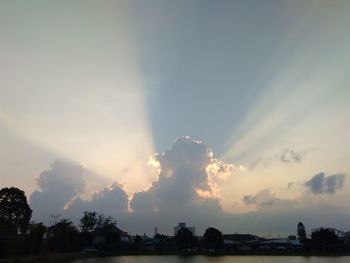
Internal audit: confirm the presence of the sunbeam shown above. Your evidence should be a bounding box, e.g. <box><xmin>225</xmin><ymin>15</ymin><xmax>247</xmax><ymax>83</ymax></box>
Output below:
<box><xmin>0</xmin><ymin>1</ymin><xmax>155</xmax><ymax>196</ymax></box>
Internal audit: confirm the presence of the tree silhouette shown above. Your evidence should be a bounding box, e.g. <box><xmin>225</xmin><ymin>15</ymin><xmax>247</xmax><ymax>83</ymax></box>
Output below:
<box><xmin>175</xmin><ymin>227</ymin><xmax>196</xmax><ymax>244</ymax></box>
<box><xmin>95</xmin><ymin>215</ymin><xmax>120</xmax><ymax>244</ymax></box>
<box><xmin>27</xmin><ymin>223</ymin><xmax>47</xmax><ymax>255</ymax></box>
<box><xmin>79</xmin><ymin>211</ymin><xmax>120</xmax><ymax>247</ymax></box>
<box><xmin>48</xmin><ymin>218</ymin><xmax>80</xmax><ymax>252</ymax></box>
<box><xmin>311</xmin><ymin>228</ymin><xmax>340</xmax><ymax>244</ymax></box>
<box><xmin>95</xmin><ymin>214</ymin><xmax>117</xmax><ymax>231</ymax></box>
<box><xmin>134</xmin><ymin>235</ymin><xmax>142</xmax><ymax>244</ymax></box>
<box><xmin>0</xmin><ymin>187</ymin><xmax>32</xmax><ymax>233</ymax></box>
<box><xmin>297</xmin><ymin>222</ymin><xmax>307</xmax><ymax>242</ymax></box>
<box><xmin>80</xmin><ymin>211</ymin><xmax>98</xmax><ymax>233</ymax></box>
<box><xmin>0</xmin><ymin>216</ymin><xmax>17</xmax><ymax>235</ymax></box>
<box><xmin>204</xmin><ymin>227</ymin><xmax>223</xmax><ymax>244</ymax></box>
<box><xmin>50</xmin><ymin>214</ymin><xmax>61</xmax><ymax>225</ymax></box>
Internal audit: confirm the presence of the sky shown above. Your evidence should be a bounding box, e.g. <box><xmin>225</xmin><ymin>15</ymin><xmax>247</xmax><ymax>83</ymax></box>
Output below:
<box><xmin>0</xmin><ymin>0</ymin><xmax>350</xmax><ymax>236</ymax></box>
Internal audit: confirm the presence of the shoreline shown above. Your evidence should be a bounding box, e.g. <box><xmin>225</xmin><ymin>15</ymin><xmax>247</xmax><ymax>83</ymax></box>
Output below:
<box><xmin>2</xmin><ymin>251</ymin><xmax>350</xmax><ymax>263</ymax></box>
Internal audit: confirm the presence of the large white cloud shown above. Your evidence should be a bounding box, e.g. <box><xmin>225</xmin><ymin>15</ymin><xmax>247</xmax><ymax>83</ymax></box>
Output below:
<box><xmin>29</xmin><ymin>159</ymin><xmax>129</xmax><ymax>225</ymax></box>
<box><xmin>128</xmin><ymin>136</ymin><xmax>237</xmax><ymax>233</ymax></box>
<box><xmin>131</xmin><ymin>136</ymin><xmax>235</xmax><ymax>212</ymax></box>
<box><xmin>28</xmin><ymin>138</ymin><xmax>350</xmax><ymax>236</ymax></box>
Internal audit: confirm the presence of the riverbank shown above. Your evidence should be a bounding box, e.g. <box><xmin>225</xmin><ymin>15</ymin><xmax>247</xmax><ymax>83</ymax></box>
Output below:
<box><xmin>0</xmin><ymin>253</ymin><xmax>95</xmax><ymax>263</ymax></box>
<box><xmin>2</xmin><ymin>250</ymin><xmax>350</xmax><ymax>263</ymax></box>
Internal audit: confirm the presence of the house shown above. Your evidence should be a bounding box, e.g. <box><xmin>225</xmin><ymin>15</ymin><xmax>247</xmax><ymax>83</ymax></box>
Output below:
<box><xmin>93</xmin><ymin>226</ymin><xmax>130</xmax><ymax>246</ymax></box>
<box><xmin>258</xmin><ymin>237</ymin><xmax>302</xmax><ymax>250</ymax></box>
<box><xmin>223</xmin><ymin>233</ymin><xmax>260</xmax><ymax>243</ymax></box>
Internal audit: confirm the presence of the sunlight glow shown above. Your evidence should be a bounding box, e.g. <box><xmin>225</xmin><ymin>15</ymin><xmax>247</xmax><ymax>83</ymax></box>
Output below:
<box><xmin>0</xmin><ymin>1</ymin><xmax>156</xmax><ymax>197</ymax></box>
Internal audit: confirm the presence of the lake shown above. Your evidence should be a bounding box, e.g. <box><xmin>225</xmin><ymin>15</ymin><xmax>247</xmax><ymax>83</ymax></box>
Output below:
<box><xmin>72</xmin><ymin>255</ymin><xmax>350</xmax><ymax>263</ymax></box>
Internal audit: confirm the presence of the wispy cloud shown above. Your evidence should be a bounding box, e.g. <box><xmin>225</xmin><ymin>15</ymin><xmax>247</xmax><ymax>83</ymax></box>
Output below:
<box><xmin>247</xmin><ymin>148</ymin><xmax>313</xmax><ymax>170</ymax></box>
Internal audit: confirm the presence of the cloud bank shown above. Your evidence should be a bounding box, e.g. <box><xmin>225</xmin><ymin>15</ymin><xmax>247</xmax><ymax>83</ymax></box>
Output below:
<box><xmin>132</xmin><ymin>136</ymin><xmax>234</xmax><ymax>211</ymax></box>
<box><xmin>28</xmin><ymin>137</ymin><xmax>237</xmax><ymax>233</ymax></box>
<box><xmin>28</xmin><ymin>138</ymin><xmax>350</xmax><ymax>235</ymax></box>
<box><xmin>30</xmin><ymin>160</ymin><xmax>86</xmax><ymax>222</ymax></box>
<box><xmin>128</xmin><ymin>136</ymin><xmax>235</xmax><ymax>233</ymax></box>
<box><xmin>66</xmin><ymin>182</ymin><xmax>129</xmax><ymax>224</ymax></box>
<box><xmin>29</xmin><ymin>159</ymin><xmax>129</xmax><ymax>224</ymax></box>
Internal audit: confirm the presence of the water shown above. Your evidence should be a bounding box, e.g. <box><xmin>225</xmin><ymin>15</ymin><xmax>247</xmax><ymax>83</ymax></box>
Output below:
<box><xmin>72</xmin><ymin>255</ymin><xmax>350</xmax><ymax>263</ymax></box>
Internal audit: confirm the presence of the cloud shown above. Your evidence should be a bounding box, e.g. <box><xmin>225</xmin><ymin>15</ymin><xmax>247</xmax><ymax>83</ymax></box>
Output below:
<box><xmin>30</xmin><ymin>159</ymin><xmax>86</xmax><ymax>222</ymax></box>
<box><xmin>27</xmin><ymin>141</ymin><xmax>349</xmax><ymax>236</ymax></box>
<box><xmin>287</xmin><ymin>182</ymin><xmax>294</xmax><ymax>189</ymax></box>
<box><xmin>30</xmin><ymin>159</ymin><xmax>129</xmax><ymax>225</ymax></box>
<box><xmin>133</xmin><ymin>136</ymin><xmax>237</xmax><ymax>206</ymax></box>
<box><xmin>128</xmin><ymin>136</ymin><xmax>237</xmax><ymax>232</ymax></box>
<box><xmin>242</xmin><ymin>195</ymin><xmax>256</xmax><ymax>205</ymax></box>
<box><xmin>242</xmin><ymin>189</ymin><xmax>281</xmax><ymax>208</ymax></box>
<box><xmin>228</xmin><ymin>202</ymin><xmax>350</xmax><ymax>236</ymax></box>
<box><xmin>304</xmin><ymin>172</ymin><xmax>346</xmax><ymax>194</ymax></box>
<box><xmin>280</xmin><ymin>149</ymin><xmax>303</xmax><ymax>163</ymax></box>
<box><xmin>236</xmin><ymin>188</ymin><xmax>350</xmax><ymax>235</ymax></box>
<box><xmin>248</xmin><ymin>148</ymin><xmax>311</xmax><ymax>170</ymax></box>
<box><xmin>65</xmin><ymin>182</ymin><xmax>129</xmax><ymax>223</ymax></box>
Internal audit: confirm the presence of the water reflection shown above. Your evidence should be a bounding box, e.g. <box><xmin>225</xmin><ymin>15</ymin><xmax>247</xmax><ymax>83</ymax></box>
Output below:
<box><xmin>72</xmin><ymin>255</ymin><xmax>350</xmax><ymax>263</ymax></box>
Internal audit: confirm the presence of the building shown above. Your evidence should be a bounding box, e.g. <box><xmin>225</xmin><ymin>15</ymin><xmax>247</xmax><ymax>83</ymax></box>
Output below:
<box><xmin>174</xmin><ymin>223</ymin><xmax>195</xmax><ymax>236</ymax></box>
<box><xmin>223</xmin><ymin>233</ymin><xmax>260</xmax><ymax>243</ymax></box>
<box><xmin>93</xmin><ymin>226</ymin><xmax>130</xmax><ymax>246</ymax></box>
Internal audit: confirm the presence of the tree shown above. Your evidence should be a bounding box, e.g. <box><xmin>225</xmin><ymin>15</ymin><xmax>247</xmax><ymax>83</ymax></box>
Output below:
<box><xmin>0</xmin><ymin>187</ymin><xmax>32</xmax><ymax>233</ymax></box>
<box><xmin>79</xmin><ymin>212</ymin><xmax>120</xmax><ymax>248</ymax></box>
<box><xmin>27</xmin><ymin>223</ymin><xmax>47</xmax><ymax>255</ymax></box>
<box><xmin>48</xmin><ymin>218</ymin><xmax>80</xmax><ymax>252</ymax></box>
<box><xmin>95</xmin><ymin>215</ymin><xmax>120</xmax><ymax>244</ymax></box>
<box><xmin>297</xmin><ymin>222</ymin><xmax>307</xmax><ymax>242</ymax></box>
<box><xmin>96</xmin><ymin>214</ymin><xmax>117</xmax><ymax>231</ymax></box>
<box><xmin>311</xmin><ymin>228</ymin><xmax>340</xmax><ymax>244</ymax></box>
<box><xmin>175</xmin><ymin>227</ymin><xmax>196</xmax><ymax>244</ymax></box>
<box><xmin>80</xmin><ymin>211</ymin><xmax>98</xmax><ymax>233</ymax></box>
<box><xmin>0</xmin><ymin>216</ymin><xmax>17</xmax><ymax>235</ymax></box>
<box><xmin>79</xmin><ymin>211</ymin><xmax>117</xmax><ymax>233</ymax></box>
<box><xmin>134</xmin><ymin>235</ymin><xmax>142</xmax><ymax>244</ymax></box>
<box><xmin>204</xmin><ymin>227</ymin><xmax>223</xmax><ymax>244</ymax></box>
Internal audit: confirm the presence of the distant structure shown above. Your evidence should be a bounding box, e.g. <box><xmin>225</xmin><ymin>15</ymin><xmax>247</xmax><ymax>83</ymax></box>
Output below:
<box><xmin>174</xmin><ymin>222</ymin><xmax>196</xmax><ymax>236</ymax></box>
<box><xmin>154</xmin><ymin>227</ymin><xmax>158</xmax><ymax>236</ymax></box>
<box><xmin>223</xmin><ymin>233</ymin><xmax>260</xmax><ymax>243</ymax></box>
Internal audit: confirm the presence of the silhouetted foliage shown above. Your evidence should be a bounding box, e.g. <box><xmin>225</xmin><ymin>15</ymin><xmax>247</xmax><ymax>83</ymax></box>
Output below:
<box><xmin>27</xmin><ymin>223</ymin><xmax>47</xmax><ymax>255</ymax></box>
<box><xmin>134</xmin><ymin>235</ymin><xmax>142</xmax><ymax>244</ymax></box>
<box><xmin>297</xmin><ymin>222</ymin><xmax>307</xmax><ymax>242</ymax></box>
<box><xmin>48</xmin><ymin>218</ymin><xmax>80</xmax><ymax>252</ymax></box>
<box><xmin>96</xmin><ymin>214</ymin><xmax>117</xmax><ymax>232</ymax></box>
<box><xmin>80</xmin><ymin>211</ymin><xmax>98</xmax><ymax>233</ymax></box>
<box><xmin>79</xmin><ymin>212</ymin><xmax>120</xmax><ymax>249</ymax></box>
<box><xmin>1</xmin><ymin>235</ymin><xmax>28</xmax><ymax>256</ymax></box>
<box><xmin>0</xmin><ymin>216</ymin><xmax>17</xmax><ymax>235</ymax></box>
<box><xmin>175</xmin><ymin>227</ymin><xmax>196</xmax><ymax>244</ymax></box>
<box><xmin>0</xmin><ymin>187</ymin><xmax>32</xmax><ymax>233</ymax></box>
<box><xmin>2</xmin><ymin>188</ymin><xmax>350</xmax><ymax>256</ymax></box>
<box><xmin>204</xmin><ymin>227</ymin><xmax>223</xmax><ymax>244</ymax></box>
<box><xmin>154</xmin><ymin>233</ymin><xmax>169</xmax><ymax>241</ymax></box>
<box><xmin>311</xmin><ymin>227</ymin><xmax>340</xmax><ymax>244</ymax></box>
<box><xmin>97</xmin><ymin>214</ymin><xmax>119</xmax><ymax>240</ymax></box>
